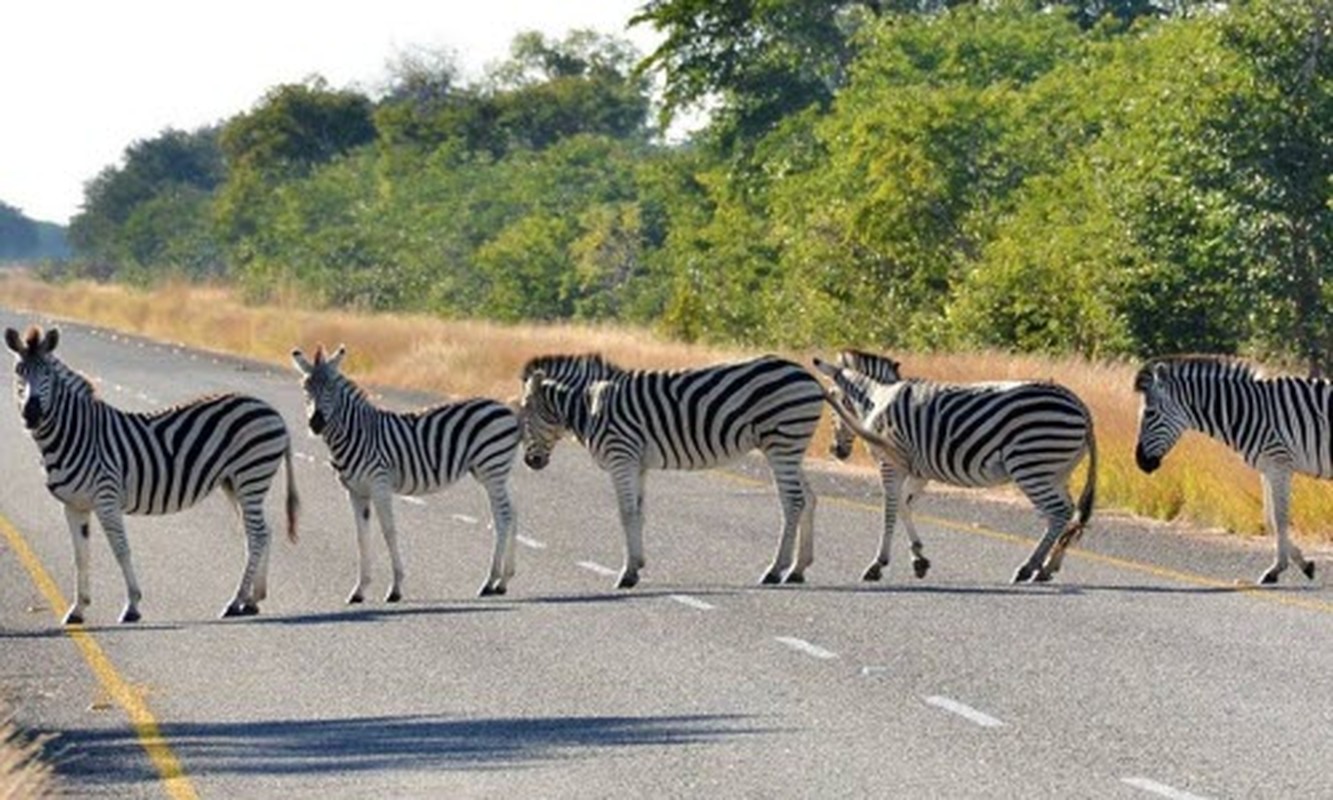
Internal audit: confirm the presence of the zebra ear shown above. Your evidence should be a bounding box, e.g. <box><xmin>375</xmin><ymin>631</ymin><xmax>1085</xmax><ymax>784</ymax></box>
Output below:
<box><xmin>291</xmin><ymin>348</ymin><xmax>314</xmax><ymax>375</ymax></box>
<box><xmin>39</xmin><ymin>328</ymin><xmax>59</xmax><ymax>355</ymax></box>
<box><xmin>811</xmin><ymin>357</ymin><xmax>840</xmax><ymax>379</ymax></box>
<box><xmin>4</xmin><ymin>328</ymin><xmax>22</xmax><ymax>356</ymax></box>
<box><xmin>328</xmin><ymin>345</ymin><xmax>347</xmax><ymax>370</ymax></box>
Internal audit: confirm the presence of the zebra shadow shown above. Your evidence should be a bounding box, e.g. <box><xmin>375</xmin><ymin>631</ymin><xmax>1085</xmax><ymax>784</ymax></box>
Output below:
<box><xmin>0</xmin><ymin>621</ymin><xmax>183</xmax><ymax>639</ymax></box>
<box><xmin>228</xmin><ymin>603</ymin><xmax>513</xmax><ymax>628</ymax></box>
<box><xmin>47</xmin><ymin>712</ymin><xmax>780</xmax><ymax>787</ymax></box>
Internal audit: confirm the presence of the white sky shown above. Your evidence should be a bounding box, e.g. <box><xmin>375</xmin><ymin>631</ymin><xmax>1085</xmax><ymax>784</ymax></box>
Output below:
<box><xmin>1</xmin><ymin>1</ymin><xmax>662</xmax><ymax>225</ymax></box>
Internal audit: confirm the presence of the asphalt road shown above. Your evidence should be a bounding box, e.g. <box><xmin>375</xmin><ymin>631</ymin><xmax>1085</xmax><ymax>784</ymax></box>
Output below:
<box><xmin>1</xmin><ymin>309</ymin><xmax>1331</xmax><ymax>799</ymax></box>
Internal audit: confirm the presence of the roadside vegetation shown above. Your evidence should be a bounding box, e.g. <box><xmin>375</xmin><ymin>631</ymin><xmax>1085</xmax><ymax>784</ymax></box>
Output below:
<box><xmin>4</xmin><ymin>274</ymin><xmax>1332</xmax><ymax>543</ymax></box>
<box><xmin>0</xmin><ymin>701</ymin><xmax>55</xmax><ymax>799</ymax></box>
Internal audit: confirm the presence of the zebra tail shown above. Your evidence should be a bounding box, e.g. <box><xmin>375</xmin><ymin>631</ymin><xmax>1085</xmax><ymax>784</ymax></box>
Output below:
<box><xmin>284</xmin><ymin>446</ymin><xmax>301</xmax><ymax>544</ymax></box>
<box><xmin>1071</xmin><ymin>422</ymin><xmax>1098</xmax><ymax>540</ymax></box>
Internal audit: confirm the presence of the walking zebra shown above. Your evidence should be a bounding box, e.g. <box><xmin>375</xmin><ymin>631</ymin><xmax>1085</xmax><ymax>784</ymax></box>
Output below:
<box><xmin>519</xmin><ymin>353</ymin><xmax>823</xmax><ymax>588</ymax></box>
<box><xmin>814</xmin><ymin>350</ymin><xmax>1097</xmax><ymax>583</ymax></box>
<box><xmin>1134</xmin><ymin>355</ymin><xmax>1326</xmax><ymax>584</ymax></box>
<box><xmin>6</xmin><ymin>326</ymin><xmax>300</xmax><ymax>624</ymax></box>
<box><xmin>292</xmin><ymin>344</ymin><xmax>521</xmax><ymax>601</ymax></box>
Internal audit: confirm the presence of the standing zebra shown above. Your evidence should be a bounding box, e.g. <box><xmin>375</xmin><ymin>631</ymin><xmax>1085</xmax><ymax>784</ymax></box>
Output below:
<box><xmin>519</xmin><ymin>353</ymin><xmax>823</xmax><ymax>588</ymax></box>
<box><xmin>292</xmin><ymin>344</ymin><xmax>521</xmax><ymax>601</ymax></box>
<box><xmin>6</xmin><ymin>326</ymin><xmax>300</xmax><ymax>624</ymax></box>
<box><xmin>1134</xmin><ymin>355</ymin><xmax>1325</xmax><ymax>584</ymax></box>
<box><xmin>815</xmin><ymin>351</ymin><xmax>1097</xmax><ymax>583</ymax></box>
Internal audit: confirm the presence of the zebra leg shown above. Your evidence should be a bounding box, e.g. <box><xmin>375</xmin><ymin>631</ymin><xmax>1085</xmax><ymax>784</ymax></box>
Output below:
<box><xmin>901</xmin><ymin>476</ymin><xmax>931</xmax><ymax>580</ymax></box>
<box><xmin>1259</xmin><ymin>470</ymin><xmax>1294</xmax><ymax>585</ymax></box>
<box><xmin>223</xmin><ymin>501</ymin><xmax>269</xmax><ymax>618</ymax></box>
<box><xmin>761</xmin><ymin>452</ymin><xmax>807</xmax><ymax>585</ymax></box>
<box><xmin>864</xmin><ymin>464</ymin><xmax>905</xmax><ymax>582</ymax></box>
<box><xmin>1011</xmin><ymin>478</ymin><xmax>1073</xmax><ymax>584</ymax></box>
<box><xmin>94</xmin><ymin>504</ymin><xmax>143</xmax><ymax>623</ymax></box>
<box><xmin>787</xmin><ymin>471</ymin><xmax>816</xmax><ymax>584</ymax></box>
<box><xmin>372</xmin><ymin>488</ymin><xmax>406</xmax><ymax>603</ymax></box>
<box><xmin>62</xmin><ymin>506</ymin><xmax>93</xmax><ymax>625</ymax></box>
<box><xmin>478</xmin><ymin>473</ymin><xmax>517</xmax><ymax>597</ymax></box>
<box><xmin>610</xmin><ymin>466</ymin><xmax>647</xmax><ymax>589</ymax></box>
<box><xmin>346</xmin><ymin>491</ymin><xmax>374</xmax><ymax>604</ymax></box>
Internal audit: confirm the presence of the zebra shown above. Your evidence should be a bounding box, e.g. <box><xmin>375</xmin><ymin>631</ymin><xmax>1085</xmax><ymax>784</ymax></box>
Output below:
<box><xmin>292</xmin><ymin>344</ymin><xmax>521</xmax><ymax>601</ymax></box>
<box><xmin>518</xmin><ymin>353</ymin><xmax>824</xmax><ymax>588</ymax></box>
<box><xmin>1134</xmin><ymin>355</ymin><xmax>1326</xmax><ymax>584</ymax></box>
<box><xmin>5</xmin><ymin>326</ymin><xmax>300</xmax><ymax>624</ymax></box>
<box><xmin>814</xmin><ymin>350</ymin><xmax>1097</xmax><ymax>584</ymax></box>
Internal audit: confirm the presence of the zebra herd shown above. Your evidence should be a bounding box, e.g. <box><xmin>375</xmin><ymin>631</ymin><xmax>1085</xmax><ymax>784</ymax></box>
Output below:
<box><xmin>5</xmin><ymin>324</ymin><xmax>1327</xmax><ymax>625</ymax></box>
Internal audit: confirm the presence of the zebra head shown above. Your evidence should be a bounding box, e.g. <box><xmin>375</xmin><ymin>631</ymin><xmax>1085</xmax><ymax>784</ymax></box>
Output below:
<box><xmin>518</xmin><ymin>368</ymin><xmax>567</xmax><ymax>471</ymax></box>
<box><xmin>812</xmin><ymin>355</ymin><xmax>890</xmax><ymax>460</ymax></box>
<box><xmin>1133</xmin><ymin>361</ymin><xmax>1190</xmax><ymax>473</ymax></box>
<box><xmin>5</xmin><ymin>326</ymin><xmax>61</xmax><ymax>430</ymax></box>
<box><xmin>291</xmin><ymin>344</ymin><xmax>348</xmax><ymax>436</ymax></box>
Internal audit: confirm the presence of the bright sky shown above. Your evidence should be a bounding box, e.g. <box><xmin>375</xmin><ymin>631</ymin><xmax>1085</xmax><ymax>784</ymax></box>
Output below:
<box><xmin>1</xmin><ymin>1</ymin><xmax>661</xmax><ymax>225</ymax></box>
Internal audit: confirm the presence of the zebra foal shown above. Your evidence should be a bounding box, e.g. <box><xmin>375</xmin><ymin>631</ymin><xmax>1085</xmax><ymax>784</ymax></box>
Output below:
<box><xmin>519</xmin><ymin>353</ymin><xmax>823</xmax><ymax>588</ymax></box>
<box><xmin>815</xmin><ymin>350</ymin><xmax>1097</xmax><ymax>583</ymax></box>
<box><xmin>292</xmin><ymin>344</ymin><xmax>521</xmax><ymax>601</ymax></box>
<box><xmin>1134</xmin><ymin>355</ymin><xmax>1326</xmax><ymax>584</ymax></box>
<box><xmin>6</xmin><ymin>326</ymin><xmax>299</xmax><ymax>623</ymax></box>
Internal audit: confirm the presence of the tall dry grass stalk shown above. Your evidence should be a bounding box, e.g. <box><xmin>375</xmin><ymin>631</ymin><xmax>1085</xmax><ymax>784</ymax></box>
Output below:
<box><xmin>1</xmin><ymin>273</ymin><xmax>1330</xmax><ymax>542</ymax></box>
<box><xmin>0</xmin><ymin>708</ymin><xmax>55</xmax><ymax>799</ymax></box>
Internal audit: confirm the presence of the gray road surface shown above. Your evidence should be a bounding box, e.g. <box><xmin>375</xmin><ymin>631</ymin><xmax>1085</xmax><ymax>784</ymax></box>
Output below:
<box><xmin>1</xmin><ymin>309</ymin><xmax>1331</xmax><ymax>799</ymax></box>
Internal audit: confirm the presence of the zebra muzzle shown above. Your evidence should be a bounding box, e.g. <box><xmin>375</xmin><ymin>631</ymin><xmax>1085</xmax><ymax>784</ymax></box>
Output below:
<box><xmin>1134</xmin><ymin>446</ymin><xmax>1161</xmax><ymax>474</ymax></box>
<box><xmin>308</xmin><ymin>409</ymin><xmax>326</xmax><ymax>435</ymax></box>
<box><xmin>21</xmin><ymin>398</ymin><xmax>41</xmax><ymax>429</ymax></box>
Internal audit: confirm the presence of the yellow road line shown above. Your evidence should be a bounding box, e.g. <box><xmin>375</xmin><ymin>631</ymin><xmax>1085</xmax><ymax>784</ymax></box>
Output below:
<box><xmin>718</xmin><ymin>468</ymin><xmax>1333</xmax><ymax>615</ymax></box>
<box><xmin>0</xmin><ymin>513</ymin><xmax>199</xmax><ymax>800</ymax></box>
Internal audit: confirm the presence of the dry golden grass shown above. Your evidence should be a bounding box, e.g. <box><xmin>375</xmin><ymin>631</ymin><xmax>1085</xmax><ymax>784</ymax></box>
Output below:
<box><xmin>0</xmin><ymin>706</ymin><xmax>55</xmax><ymax>799</ymax></box>
<box><xmin>2</xmin><ymin>272</ymin><xmax>1330</xmax><ymax>542</ymax></box>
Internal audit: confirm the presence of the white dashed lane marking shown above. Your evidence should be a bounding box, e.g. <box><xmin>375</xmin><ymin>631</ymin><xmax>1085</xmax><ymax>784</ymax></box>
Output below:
<box><xmin>924</xmin><ymin>696</ymin><xmax>1005</xmax><ymax>728</ymax></box>
<box><xmin>1122</xmin><ymin>777</ymin><xmax>1214</xmax><ymax>800</ymax></box>
<box><xmin>516</xmin><ymin>536</ymin><xmax>546</xmax><ymax>550</ymax></box>
<box><xmin>450</xmin><ymin>513</ymin><xmax>478</xmax><ymax>523</ymax></box>
<box><xmin>669</xmin><ymin>594</ymin><xmax>715</xmax><ymax>611</ymax></box>
<box><xmin>401</xmin><ymin>496</ymin><xmax>426</xmax><ymax>507</ymax></box>
<box><xmin>576</xmin><ymin>561</ymin><xmax>619</xmax><ymax>578</ymax></box>
<box><xmin>774</xmin><ymin>636</ymin><xmax>838</xmax><ymax>660</ymax></box>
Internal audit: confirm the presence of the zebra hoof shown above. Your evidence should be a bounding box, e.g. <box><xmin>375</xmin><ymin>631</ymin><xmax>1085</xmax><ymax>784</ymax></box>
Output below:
<box><xmin>1303</xmin><ymin>561</ymin><xmax>1317</xmax><ymax>580</ymax></box>
<box><xmin>1031</xmin><ymin>569</ymin><xmax>1054</xmax><ymax>584</ymax></box>
<box><xmin>478</xmin><ymin>583</ymin><xmax>506</xmax><ymax>597</ymax></box>
<box><xmin>760</xmin><ymin>571</ymin><xmax>784</xmax><ymax>585</ymax></box>
<box><xmin>385</xmin><ymin>589</ymin><xmax>402</xmax><ymax>603</ymax></box>
<box><xmin>63</xmin><ymin>609</ymin><xmax>84</xmax><ymax>626</ymax></box>
<box><xmin>119</xmin><ymin>607</ymin><xmax>142</xmax><ymax>624</ymax></box>
<box><xmin>1259</xmin><ymin>570</ymin><xmax>1281</xmax><ymax>585</ymax></box>
<box><xmin>221</xmin><ymin>604</ymin><xmax>243</xmax><ymax>618</ymax></box>
<box><xmin>616</xmin><ymin>572</ymin><xmax>640</xmax><ymax>590</ymax></box>
<box><xmin>912</xmin><ymin>558</ymin><xmax>931</xmax><ymax>580</ymax></box>
<box><xmin>862</xmin><ymin>563</ymin><xmax>884</xmax><ymax>582</ymax></box>
<box><xmin>346</xmin><ymin>592</ymin><xmax>365</xmax><ymax>605</ymax></box>
<box><xmin>783</xmin><ymin>571</ymin><xmax>805</xmax><ymax>585</ymax></box>
<box><xmin>1011</xmin><ymin>564</ymin><xmax>1036</xmax><ymax>584</ymax></box>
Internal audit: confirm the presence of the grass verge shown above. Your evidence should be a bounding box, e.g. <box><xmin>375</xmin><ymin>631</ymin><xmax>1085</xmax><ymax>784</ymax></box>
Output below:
<box><xmin>0</xmin><ymin>704</ymin><xmax>55</xmax><ymax>798</ymax></box>
<box><xmin>0</xmin><ymin>273</ymin><xmax>1330</xmax><ymax>543</ymax></box>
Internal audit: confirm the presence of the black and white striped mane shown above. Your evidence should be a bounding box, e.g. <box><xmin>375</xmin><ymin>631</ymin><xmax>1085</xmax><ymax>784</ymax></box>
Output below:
<box><xmin>837</xmin><ymin>349</ymin><xmax>901</xmax><ymax>384</ymax></box>
<box><xmin>1134</xmin><ymin>355</ymin><xmax>1264</xmax><ymax>392</ymax></box>
<box><xmin>521</xmin><ymin>353</ymin><xmax>623</xmax><ymax>382</ymax></box>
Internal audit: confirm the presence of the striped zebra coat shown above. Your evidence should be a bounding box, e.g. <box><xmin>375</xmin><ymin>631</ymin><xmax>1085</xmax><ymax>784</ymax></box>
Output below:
<box><xmin>519</xmin><ymin>354</ymin><xmax>824</xmax><ymax>588</ymax></box>
<box><xmin>815</xmin><ymin>350</ymin><xmax>1097</xmax><ymax>584</ymax></box>
<box><xmin>293</xmin><ymin>345</ymin><xmax>521</xmax><ymax>600</ymax></box>
<box><xmin>6</xmin><ymin>326</ymin><xmax>299</xmax><ymax>624</ymax></box>
<box><xmin>1134</xmin><ymin>355</ymin><xmax>1327</xmax><ymax>583</ymax></box>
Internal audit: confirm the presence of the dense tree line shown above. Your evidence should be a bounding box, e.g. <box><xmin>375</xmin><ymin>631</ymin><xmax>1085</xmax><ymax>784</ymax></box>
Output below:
<box><xmin>63</xmin><ymin>1</ymin><xmax>1333</xmax><ymax>371</ymax></box>
<box><xmin>0</xmin><ymin>202</ymin><xmax>69</xmax><ymax>262</ymax></box>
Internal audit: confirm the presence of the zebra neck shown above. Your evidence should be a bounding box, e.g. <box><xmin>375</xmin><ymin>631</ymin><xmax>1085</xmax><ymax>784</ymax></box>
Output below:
<box><xmin>322</xmin><ymin>394</ymin><xmax>381</xmax><ymax>460</ymax></box>
<box><xmin>554</xmin><ymin>381</ymin><xmax>596</xmax><ymax>443</ymax></box>
<box><xmin>1179</xmin><ymin>386</ymin><xmax>1255</xmax><ymax>455</ymax></box>
<box><xmin>33</xmin><ymin>381</ymin><xmax>101</xmax><ymax>458</ymax></box>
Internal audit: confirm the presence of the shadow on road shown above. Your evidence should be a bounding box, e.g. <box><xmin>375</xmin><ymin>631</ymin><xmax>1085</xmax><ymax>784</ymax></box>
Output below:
<box><xmin>50</xmin><ymin>712</ymin><xmax>777</xmax><ymax>786</ymax></box>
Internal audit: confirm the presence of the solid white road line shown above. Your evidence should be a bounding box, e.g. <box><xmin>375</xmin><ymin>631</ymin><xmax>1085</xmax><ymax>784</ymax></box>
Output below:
<box><xmin>516</xmin><ymin>536</ymin><xmax>547</xmax><ymax>550</ymax></box>
<box><xmin>1122</xmin><ymin>778</ymin><xmax>1213</xmax><ymax>800</ymax></box>
<box><xmin>577</xmin><ymin>560</ymin><xmax>620</xmax><ymax>578</ymax></box>
<box><xmin>669</xmin><ymin>594</ymin><xmax>715</xmax><ymax>611</ymax></box>
<box><xmin>924</xmin><ymin>696</ymin><xmax>1005</xmax><ymax>728</ymax></box>
<box><xmin>774</xmin><ymin>636</ymin><xmax>839</xmax><ymax>660</ymax></box>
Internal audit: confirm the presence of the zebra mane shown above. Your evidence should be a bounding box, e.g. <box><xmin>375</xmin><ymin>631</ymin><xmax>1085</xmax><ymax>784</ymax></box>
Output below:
<box><xmin>47</xmin><ymin>353</ymin><xmax>98</xmax><ymax>400</ymax></box>
<box><xmin>837</xmin><ymin>349</ymin><xmax>902</xmax><ymax>383</ymax></box>
<box><xmin>1135</xmin><ymin>354</ymin><xmax>1263</xmax><ymax>392</ymax></box>
<box><xmin>521</xmin><ymin>353</ymin><xmax>623</xmax><ymax>381</ymax></box>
